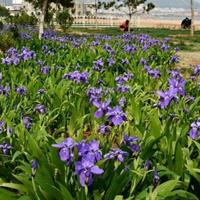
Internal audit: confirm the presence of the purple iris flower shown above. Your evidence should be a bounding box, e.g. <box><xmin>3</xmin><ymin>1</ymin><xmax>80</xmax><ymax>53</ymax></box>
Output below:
<box><xmin>119</xmin><ymin>97</ymin><xmax>126</xmax><ymax>107</ymax></box>
<box><xmin>104</xmin><ymin>148</ymin><xmax>128</xmax><ymax>162</ymax></box>
<box><xmin>97</xmin><ymin>79</ymin><xmax>104</xmax><ymax>84</ymax></box>
<box><xmin>130</xmin><ymin>144</ymin><xmax>140</xmax><ymax>152</ymax></box>
<box><xmin>106</xmin><ymin>106</ymin><xmax>127</xmax><ymax>126</ymax></box>
<box><xmin>42</xmin><ymin>45</ymin><xmax>49</xmax><ymax>54</ymax></box>
<box><xmin>21</xmin><ymin>47</ymin><xmax>36</xmax><ymax>61</ymax></box>
<box><xmin>140</xmin><ymin>58</ymin><xmax>147</xmax><ymax>65</ymax></box>
<box><xmin>2</xmin><ymin>57</ymin><xmax>11</xmax><ymax>65</ymax></box>
<box><xmin>124</xmin><ymin>72</ymin><xmax>134</xmax><ymax>80</ymax></box>
<box><xmin>35</xmin><ymin>104</ymin><xmax>46</xmax><ymax>114</ymax></box>
<box><xmin>189</xmin><ymin>120</ymin><xmax>200</xmax><ymax>140</ymax></box>
<box><xmin>37</xmin><ymin>60</ymin><xmax>44</xmax><ymax>67</ymax></box>
<box><xmin>41</xmin><ymin>66</ymin><xmax>50</xmax><ymax>74</ymax></box>
<box><xmin>91</xmin><ymin>40</ymin><xmax>100</xmax><ymax>46</ymax></box>
<box><xmin>123</xmin><ymin>134</ymin><xmax>140</xmax><ymax>145</ymax></box>
<box><xmin>115</xmin><ymin>73</ymin><xmax>133</xmax><ymax>84</ymax></box>
<box><xmin>21</xmin><ymin>32</ymin><xmax>32</xmax><ymax>40</ymax></box>
<box><xmin>170</xmin><ymin>55</ymin><xmax>179</xmax><ymax>63</ymax></box>
<box><xmin>6</xmin><ymin>47</ymin><xmax>17</xmax><ymax>55</ymax></box>
<box><xmin>63</xmin><ymin>71</ymin><xmax>89</xmax><ymax>84</ymax></box>
<box><xmin>77</xmin><ymin>141</ymin><xmax>89</xmax><ymax>157</ymax></box>
<box><xmin>13</xmin><ymin>57</ymin><xmax>20</xmax><ymax>65</ymax></box>
<box><xmin>93</xmin><ymin>58</ymin><xmax>104</xmax><ymax>71</ymax></box>
<box><xmin>115</xmin><ymin>76</ymin><xmax>126</xmax><ymax>84</ymax></box>
<box><xmin>168</xmin><ymin>77</ymin><xmax>186</xmax><ymax>96</ymax></box>
<box><xmin>117</xmin><ymin>85</ymin><xmax>130</xmax><ymax>93</ymax></box>
<box><xmin>144</xmin><ymin>65</ymin><xmax>161</xmax><ymax>79</ymax></box>
<box><xmin>93</xmin><ymin>99</ymin><xmax>111</xmax><ymax>118</ymax></box>
<box><xmin>157</xmin><ymin>89</ymin><xmax>177</xmax><ymax>109</ymax></box>
<box><xmin>77</xmin><ymin>140</ymin><xmax>102</xmax><ymax>163</ymax></box>
<box><xmin>103</xmin><ymin>43</ymin><xmax>112</xmax><ymax>51</ymax></box>
<box><xmin>31</xmin><ymin>159</ymin><xmax>39</xmax><ymax>174</ymax></box>
<box><xmin>124</xmin><ymin>45</ymin><xmax>137</xmax><ymax>54</ymax></box>
<box><xmin>0</xmin><ymin>121</ymin><xmax>5</xmax><ymax>133</ymax></box>
<box><xmin>149</xmin><ymin>69</ymin><xmax>161</xmax><ymax>79</ymax></box>
<box><xmin>16</xmin><ymin>87</ymin><xmax>27</xmax><ymax>96</ymax></box>
<box><xmin>0</xmin><ymin>86</ymin><xmax>10</xmax><ymax>96</ymax></box>
<box><xmin>193</xmin><ymin>65</ymin><xmax>200</xmax><ymax>75</ymax></box>
<box><xmin>164</xmin><ymin>37</ymin><xmax>171</xmax><ymax>42</ymax></box>
<box><xmin>87</xmin><ymin>140</ymin><xmax>102</xmax><ymax>162</ymax></box>
<box><xmin>37</xmin><ymin>88</ymin><xmax>46</xmax><ymax>94</ymax></box>
<box><xmin>160</xmin><ymin>44</ymin><xmax>170</xmax><ymax>52</ymax></box>
<box><xmin>189</xmin><ymin>128</ymin><xmax>198</xmax><ymax>140</ymax></box>
<box><xmin>107</xmin><ymin>58</ymin><xmax>115</xmax><ymax>66</ymax></box>
<box><xmin>87</xmin><ymin>87</ymin><xmax>102</xmax><ymax>103</ymax></box>
<box><xmin>52</xmin><ymin>137</ymin><xmax>75</xmax><ymax>165</ymax></box>
<box><xmin>168</xmin><ymin>70</ymin><xmax>183</xmax><ymax>80</ymax></box>
<box><xmin>153</xmin><ymin>169</ymin><xmax>159</xmax><ymax>187</ymax></box>
<box><xmin>23</xmin><ymin>116</ymin><xmax>32</xmax><ymax>130</ymax></box>
<box><xmin>121</xmin><ymin>58</ymin><xmax>129</xmax><ymax>65</ymax></box>
<box><xmin>98</xmin><ymin>124</ymin><xmax>110</xmax><ymax>135</ymax></box>
<box><xmin>123</xmin><ymin>135</ymin><xmax>140</xmax><ymax>153</ymax></box>
<box><xmin>0</xmin><ymin>142</ymin><xmax>12</xmax><ymax>155</ymax></box>
<box><xmin>143</xmin><ymin>160</ymin><xmax>151</xmax><ymax>170</ymax></box>
<box><xmin>2</xmin><ymin>56</ymin><xmax>20</xmax><ymax>65</ymax></box>
<box><xmin>75</xmin><ymin>158</ymin><xmax>104</xmax><ymax>186</ymax></box>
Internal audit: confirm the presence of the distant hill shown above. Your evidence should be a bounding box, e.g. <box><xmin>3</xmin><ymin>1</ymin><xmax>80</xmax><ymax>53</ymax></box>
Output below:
<box><xmin>148</xmin><ymin>0</ymin><xmax>200</xmax><ymax>9</ymax></box>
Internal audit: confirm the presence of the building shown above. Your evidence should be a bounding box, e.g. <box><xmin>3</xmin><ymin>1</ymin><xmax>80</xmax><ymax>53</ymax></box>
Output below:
<box><xmin>0</xmin><ymin>0</ymin><xmax>13</xmax><ymax>6</ymax></box>
<box><xmin>0</xmin><ymin>0</ymin><xmax>27</xmax><ymax>14</ymax></box>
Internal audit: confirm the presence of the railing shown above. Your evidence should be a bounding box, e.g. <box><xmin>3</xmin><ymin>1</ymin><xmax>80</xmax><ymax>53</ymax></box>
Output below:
<box><xmin>72</xmin><ymin>16</ymin><xmax>140</xmax><ymax>28</ymax></box>
<box><xmin>71</xmin><ymin>16</ymin><xmax>200</xmax><ymax>30</ymax></box>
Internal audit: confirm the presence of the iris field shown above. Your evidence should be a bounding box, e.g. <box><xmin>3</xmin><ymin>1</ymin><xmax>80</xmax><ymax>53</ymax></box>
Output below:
<box><xmin>0</xmin><ymin>30</ymin><xmax>200</xmax><ymax>200</ymax></box>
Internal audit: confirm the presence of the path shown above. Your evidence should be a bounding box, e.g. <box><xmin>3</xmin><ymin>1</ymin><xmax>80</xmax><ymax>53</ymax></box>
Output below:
<box><xmin>177</xmin><ymin>51</ymin><xmax>200</xmax><ymax>68</ymax></box>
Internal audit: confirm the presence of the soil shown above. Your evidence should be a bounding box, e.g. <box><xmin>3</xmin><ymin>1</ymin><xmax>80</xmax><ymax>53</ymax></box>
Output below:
<box><xmin>177</xmin><ymin>51</ymin><xmax>200</xmax><ymax>68</ymax></box>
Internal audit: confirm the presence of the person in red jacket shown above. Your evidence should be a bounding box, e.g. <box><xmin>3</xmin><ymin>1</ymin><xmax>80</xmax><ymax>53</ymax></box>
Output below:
<box><xmin>119</xmin><ymin>20</ymin><xmax>129</xmax><ymax>32</ymax></box>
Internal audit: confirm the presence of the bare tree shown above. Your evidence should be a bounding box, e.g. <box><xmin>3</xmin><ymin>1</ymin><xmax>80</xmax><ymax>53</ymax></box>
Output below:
<box><xmin>115</xmin><ymin>0</ymin><xmax>155</xmax><ymax>32</ymax></box>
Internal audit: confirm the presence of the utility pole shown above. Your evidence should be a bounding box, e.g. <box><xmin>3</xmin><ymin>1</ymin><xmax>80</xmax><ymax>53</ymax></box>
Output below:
<box><xmin>190</xmin><ymin>0</ymin><xmax>195</xmax><ymax>36</ymax></box>
<box><xmin>95</xmin><ymin>0</ymin><xmax>97</xmax><ymax>29</ymax></box>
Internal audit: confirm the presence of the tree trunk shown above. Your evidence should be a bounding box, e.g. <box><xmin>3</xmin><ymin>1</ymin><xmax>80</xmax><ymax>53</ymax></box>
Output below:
<box><xmin>95</xmin><ymin>0</ymin><xmax>98</xmax><ymax>29</ymax></box>
<box><xmin>190</xmin><ymin>0</ymin><xmax>195</xmax><ymax>36</ymax></box>
<box><xmin>128</xmin><ymin>14</ymin><xmax>132</xmax><ymax>32</ymax></box>
<box><xmin>39</xmin><ymin>0</ymin><xmax>48</xmax><ymax>39</ymax></box>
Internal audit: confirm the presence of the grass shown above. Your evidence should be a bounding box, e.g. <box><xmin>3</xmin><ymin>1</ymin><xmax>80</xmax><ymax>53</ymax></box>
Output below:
<box><xmin>69</xmin><ymin>27</ymin><xmax>200</xmax><ymax>51</ymax></box>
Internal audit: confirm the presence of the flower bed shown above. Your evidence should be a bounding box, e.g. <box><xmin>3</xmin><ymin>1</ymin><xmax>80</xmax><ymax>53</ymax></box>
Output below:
<box><xmin>0</xmin><ymin>31</ymin><xmax>200</xmax><ymax>199</ymax></box>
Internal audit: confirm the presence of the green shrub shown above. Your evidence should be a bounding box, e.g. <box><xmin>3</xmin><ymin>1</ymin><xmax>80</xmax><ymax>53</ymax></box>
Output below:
<box><xmin>9</xmin><ymin>11</ymin><xmax>38</xmax><ymax>26</ymax></box>
<box><xmin>56</xmin><ymin>9</ymin><xmax>73</xmax><ymax>32</ymax></box>
<box><xmin>0</xmin><ymin>21</ymin><xmax>3</xmax><ymax>30</ymax></box>
<box><xmin>0</xmin><ymin>32</ymin><xmax>16</xmax><ymax>52</ymax></box>
<box><xmin>0</xmin><ymin>5</ymin><xmax>10</xmax><ymax>18</ymax></box>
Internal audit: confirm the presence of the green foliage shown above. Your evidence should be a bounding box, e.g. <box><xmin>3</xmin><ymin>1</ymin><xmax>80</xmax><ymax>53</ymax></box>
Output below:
<box><xmin>0</xmin><ymin>5</ymin><xmax>10</xmax><ymax>18</ymax></box>
<box><xmin>0</xmin><ymin>21</ymin><xmax>3</xmax><ymax>30</ymax></box>
<box><xmin>45</xmin><ymin>7</ymin><xmax>55</xmax><ymax>27</ymax></box>
<box><xmin>24</xmin><ymin>0</ymin><xmax>74</xmax><ymax>37</ymax></box>
<box><xmin>0</xmin><ymin>32</ymin><xmax>16</xmax><ymax>52</ymax></box>
<box><xmin>56</xmin><ymin>9</ymin><xmax>73</xmax><ymax>31</ymax></box>
<box><xmin>146</xmin><ymin>3</ymin><xmax>155</xmax><ymax>13</ymax></box>
<box><xmin>8</xmin><ymin>11</ymin><xmax>38</xmax><ymax>26</ymax></box>
<box><xmin>0</xmin><ymin>29</ymin><xmax>199</xmax><ymax>199</ymax></box>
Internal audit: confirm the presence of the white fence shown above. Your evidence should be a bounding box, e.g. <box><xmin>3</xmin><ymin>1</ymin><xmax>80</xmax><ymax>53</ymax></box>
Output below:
<box><xmin>72</xmin><ymin>16</ymin><xmax>141</xmax><ymax>28</ymax></box>
<box><xmin>71</xmin><ymin>15</ymin><xmax>200</xmax><ymax>30</ymax></box>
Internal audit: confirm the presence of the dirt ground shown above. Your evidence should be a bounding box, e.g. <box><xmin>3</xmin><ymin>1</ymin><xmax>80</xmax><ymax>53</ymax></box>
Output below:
<box><xmin>177</xmin><ymin>51</ymin><xmax>200</xmax><ymax>68</ymax></box>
